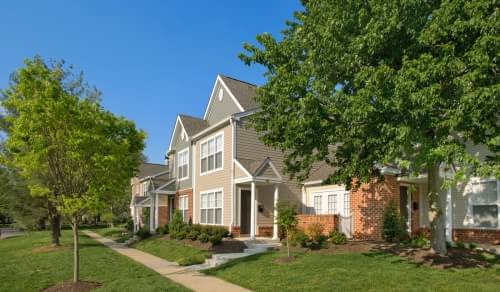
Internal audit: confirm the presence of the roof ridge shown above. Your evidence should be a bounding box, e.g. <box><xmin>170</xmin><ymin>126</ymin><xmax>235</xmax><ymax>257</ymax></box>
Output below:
<box><xmin>219</xmin><ymin>74</ymin><xmax>258</xmax><ymax>87</ymax></box>
<box><xmin>179</xmin><ymin>113</ymin><xmax>205</xmax><ymax>121</ymax></box>
<box><xmin>142</xmin><ymin>162</ymin><xmax>167</xmax><ymax>166</ymax></box>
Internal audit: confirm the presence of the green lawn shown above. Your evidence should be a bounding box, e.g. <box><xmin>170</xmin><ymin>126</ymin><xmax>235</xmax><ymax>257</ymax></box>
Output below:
<box><xmin>90</xmin><ymin>225</ymin><xmax>131</xmax><ymax>243</ymax></box>
<box><xmin>133</xmin><ymin>235</ymin><xmax>210</xmax><ymax>266</ymax></box>
<box><xmin>203</xmin><ymin>250</ymin><xmax>500</xmax><ymax>292</ymax></box>
<box><xmin>0</xmin><ymin>230</ymin><xmax>190</xmax><ymax>292</ymax></box>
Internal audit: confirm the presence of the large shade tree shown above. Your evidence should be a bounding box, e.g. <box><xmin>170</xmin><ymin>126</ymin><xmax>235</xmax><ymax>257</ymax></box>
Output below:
<box><xmin>1</xmin><ymin>57</ymin><xmax>145</xmax><ymax>282</ymax></box>
<box><xmin>241</xmin><ymin>0</ymin><xmax>499</xmax><ymax>254</ymax></box>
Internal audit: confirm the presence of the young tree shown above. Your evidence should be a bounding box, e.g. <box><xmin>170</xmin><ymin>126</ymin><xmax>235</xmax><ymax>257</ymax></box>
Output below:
<box><xmin>276</xmin><ymin>202</ymin><xmax>297</xmax><ymax>258</ymax></box>
<box><xmin>241</xmin><ymin>0</ymin><xmax>499</xmax><ymax>254</ymax></box>
<box><xmin>1</xmin><ymin>57</ymin><xmax>145</xmax><ymax>282</ymax></box>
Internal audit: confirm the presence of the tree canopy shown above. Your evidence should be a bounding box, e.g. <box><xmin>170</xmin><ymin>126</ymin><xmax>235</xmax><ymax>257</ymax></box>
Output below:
<box><xmin>241</xmin><ymin>0</ymin><xmax>499</xmax><ymax>254</ymax></box>
<box><xmin>1</xmin><ymin>56</ymin><xmax>145</xmax><ymax>281</ymax></box>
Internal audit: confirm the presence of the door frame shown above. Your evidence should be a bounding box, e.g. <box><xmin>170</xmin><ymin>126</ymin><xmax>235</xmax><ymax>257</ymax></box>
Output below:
<box><xmin>239</xmin><ymin>187</ymin><xmax>251</xmax><ymax>235</ymax></box>
<box><xmin>399</xmin><ymin>184</ymin><xmax>412</xmax><ymax>233</ymax></box>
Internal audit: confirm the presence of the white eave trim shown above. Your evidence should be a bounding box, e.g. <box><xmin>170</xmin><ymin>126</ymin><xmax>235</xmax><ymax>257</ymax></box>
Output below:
<box><xmin>168</xmin><ymin>115</ymin><xmax>189</xmax><ymax>152</ymax></box>
<box><xmin>138</xmin><ymin>170</ymin><xmax>170</xmax><ymax>183</ymax></box>
<box><xmin>203</xmin><ymin>75</ymin><xmax>245</xmax><ymax>120</ymax></box>
<box><xmin>234</xmin><ymin>159</ymin><xmax>253</xmax><ymax>178</ymax></box>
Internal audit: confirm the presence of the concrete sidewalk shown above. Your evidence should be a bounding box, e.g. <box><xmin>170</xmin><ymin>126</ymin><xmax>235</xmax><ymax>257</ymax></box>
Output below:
<box><xmin>84</xmin><ymin>230</ymin><xmax>251</xmax><ymax>292</ymax></box>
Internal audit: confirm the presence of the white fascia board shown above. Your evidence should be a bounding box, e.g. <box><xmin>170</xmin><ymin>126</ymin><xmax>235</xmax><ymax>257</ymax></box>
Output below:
<box><xmin>168</xmin><ymin>115</ymin><xmax>188</xmax><ymax>152</ymax></box>
<box><xmin>203</xmin><ymin>75</ymin><xmax>245</xmax><ymax>120</ymax></box>
<box><xmin>191</xmin><ymin>117</ymin><xmax>231</xmax><ymax>141</ymax></box>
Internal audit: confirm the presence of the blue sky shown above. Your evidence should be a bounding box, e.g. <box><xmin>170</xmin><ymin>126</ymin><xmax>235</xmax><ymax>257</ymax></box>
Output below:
<box><xmin>0</xmin><ymin>1</ymin><xmax>301</xmax><ymax>163</ymax></box>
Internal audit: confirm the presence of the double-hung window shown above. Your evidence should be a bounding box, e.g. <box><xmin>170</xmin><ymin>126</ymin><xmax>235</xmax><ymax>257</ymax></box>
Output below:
<box><xmin>328</xmin><ymin>194</ymin><xmax>337</xmax><ymax>214</ymax></box>
<box><xmin>200</xmin><ymin>190</ymin><xmax>222</xmax><ymax>224</ymax></box>
<box><xmin>179</xmin><ymin>195</ymin><xmax>189</xmax><ymax>223</ymax></box>
<box><xmin>468</xmin><ymin>180</ymin><xmax>499</xmax><ymax>228</ymax></box>
<box><xmin>200</xmin><ymin>134</ymin><xmax>223</xmax><ymax>174</ymax></box>
<box><xmin>313</xmin><ymin>195</ymin><xmax>322</xmax><ymax>215</ymax></box>
<box><xmin>177</xmin><ymin>148</ymin><xmax>189</xmax><ymax>180</ymax></box>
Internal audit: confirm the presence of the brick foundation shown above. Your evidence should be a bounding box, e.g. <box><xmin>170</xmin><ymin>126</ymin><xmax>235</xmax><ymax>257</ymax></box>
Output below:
<box><xmin>453</xmin><ymin>228</ymin><xmax>500</xmax><ymax>244</ymax></box>
<box><xmin>296</xmin><ymin>215</ymin><xmax>338</xmax><ymax>235</ymax></box>
<box><xmin>258</xmin><ymin>226</ymin><xmax>273</xmax><ymax>237</ymax></box>
<box><xmin>231</xmin><ymin>226</ymin><xmax>241</xmax><ymax>237</ymax></box>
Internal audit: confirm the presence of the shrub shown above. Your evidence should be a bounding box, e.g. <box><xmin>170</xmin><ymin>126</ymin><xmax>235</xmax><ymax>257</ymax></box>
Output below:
<box><xmin>456</xmin><ymin>241</ymin><xmax>466</xmax><ymax>249</ymax></box>
<box><xmin>330</xmin><ymin>229</ymin><xmax>347</xmax><ymax>245</ymax></box>
<box><xmin>169</xmin><ymin>210</ymin><xmax>186</xmax><ymax>235</ymax></box>
<box><xmin>409</xmin><ymin>234</ymin><xmax>429</xmax><ymax>248</ymax></box>
<box><xmin>290</xmin><ymin>229</ymin><xmax>309</xmax><ymax>247</ymax></box>
<box><xmin>468</xmin><ymin>243</ymin><xmax>477</xmax><ymax>249</ymax></box>
<box><xmin>209</xmin><ymin>235</ymin><xmax>223</xmax><ymax>245</ymax></box>
<box><xmin>158</xmin><ymin>224</ymin><xmax>169</xmax><ymax>235</ymax></box>
<box><xmin>446</xmin><ymin>241</ymin><xmax>453</xmax><ymax>249</ymax></box>
<box><xmin>306</xmin><ymin>222</ymin><xmax>327</xmax><ymax>249</ymax></box>
<box><xmin>198</xmin><ymin>232</ymin><xmax>210</xmax><ymax>243</ymax></box>
<box><xmin>188</xmin><ymin>229</ymin><xmax>200</xmax><ymax>241</ymax></box>
<box><xmin>126</xmin><ymin>217</ymin><xmax>134</xmax><ymax>232</ymax></box>
<box><xmin>176</xmin><ymin>230</ymin><xmax>188</xmax><ymax>240</ymax></box>
<box><xmin>382</xmin><ymin>200</ymin><xmax>407</xmax><ymax>242</ymax></box>
<box><xmin>135</xmin><ymin>227</ymin><xmax>151</xmax><ymax>239</ymax></box>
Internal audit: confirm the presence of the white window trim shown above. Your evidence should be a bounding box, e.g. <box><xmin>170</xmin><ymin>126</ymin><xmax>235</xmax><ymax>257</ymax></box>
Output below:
<box><xmin>467</xmin><ymin>178</ymin><xmax>499</xmax><ymax>230</ymax></box>
<box><xmin>199</xmin><ymin>188</ymin><xmax>224</xmax><ymax>225</ymax></box>
<box><xmin>179</xmin><ymin>195</ymin><xmax>189</xmax><ymax>222</ymax></box>
<box><xmin>200</xmin><ymin>131</ymin><xmax>224</xmax><ymax>176</ymax></box>
<box><xmin>311</xmin><ymin>190</ymin><xmax>349</xmax><ymax>216</ymax></box>
<box><xmin>177</xmin><ymin>147</ymin><xmax>189</xmax><ymax>181</ymax></box>
<box><xmin>313</xmin><ymin>195</ymin><xmax>322</xmax><ymax>215</ymax></box>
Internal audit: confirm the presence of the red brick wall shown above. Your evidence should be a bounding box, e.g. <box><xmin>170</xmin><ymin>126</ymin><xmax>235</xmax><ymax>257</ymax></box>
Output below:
<box><xmin>231</xmin><ymin>226</ymin><xmax>241</xmax><ymax>237</ymax></box>
<box><xmin>453</xmin><ymin>229</ymin><xmax>500</xmax><ymax>244</ymax></box>
<box><xmin>158</xmin><ymin>206</ymin><xmax>168</xmax><ymax>226</ymax></box>
<box><xmin>296</xmin><ymin>215</ymin><xmax>338</xmax><ymax>235</ymax></box>
<box><xmin>175</xmin><ymin>189</ymin><xmax>193</xmax><ymax>223</ymax></box>
<box><xmin>258</xmin><ymin>226</ymin><xmax>273</xmax><ymax>237</ymax></box>
<box><xmin>349</xmin><ymin>176</ymin><xmax>400</xmax><ymax>240</ymax></box>
<box><xmin>410</xmin><ymin>185</ymin><xmax>420</xmax><ymax>236</ymax></box>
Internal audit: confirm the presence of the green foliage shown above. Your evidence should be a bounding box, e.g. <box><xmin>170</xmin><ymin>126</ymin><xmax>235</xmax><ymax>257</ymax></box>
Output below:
<box><xmin>135</xmin><ymin>227</ymin><xmax>151</xmax><ymax>239</ymax></box>
<box><xmin>382</xmin><ymin>201</ymin><xmax>407</xmax><ymax>242</ymax></box>
<box><xmin>198</xmin><ymin>232</ymin><xmax>209</xmax><ymax>243</ymax></box>
<box><xmin>177</xmin><ymin>255</ymin><xmax>207</xmax><ymax>266</ymax></box>
<box><xmin>408</xmin><ymin>233</ymin><xmax>429</xmax><ymax>248</ymax></box>
<box><xmin>187</xmin><ymin>229</ymin><xmax>199</xmax><ymax>241</ymax></box>
<box><xmin>289</xmin><ymin>229</ymin><xmax>309</xmax><ymax>248</ymax></box>
<box><xmin>456</xmin><ymin>241</ymin><xmax>466</xmax><ymax>249</ymax></box>
<box><xmin>175</xmin><ymin>230</ymin><xmax>187</xmax><ymax>240</ymax></box>
<box><xmin>468</xmin><ymin>243</ymin><xmax>477</xmax><ymax>250</ymax></box>
<box><xmin>446</xmin><ymin>241</ymin><xmax>453</xmax><ymax>249</ymax></box>
<box><xmin>276</xmin><ymin>202</ymin><xmax>298</xmax><ymax>232</ymax></box>
<box><xmin>330</xmin><ymin>229</ymin><xmax>347</xmax><ymax>245</ymax></box>
<box><xmin>168</xmin><ymin>210</ymin><xmax>186</xmax><ymax>238</ymax></box>
<box><xmin>158</xmin><ymin>224</ymin><xmax>169</xmax><ymax>235</ymax></box>
<box><xmin>306</xmin><ymin>222</ymin><xmax>327</xmax><ymax>249</ymax></box>
<box><xmin>209</xmin><ymin>235</ymin><xmax>223</xmax><ymax>246</ymax></box>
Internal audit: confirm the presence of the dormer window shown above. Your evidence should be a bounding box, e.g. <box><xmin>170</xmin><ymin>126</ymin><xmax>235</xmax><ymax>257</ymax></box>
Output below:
<box><xmin>177</xmin><ymin>148</ymin><xmax>189</xmax><ymax>180</ymax></box>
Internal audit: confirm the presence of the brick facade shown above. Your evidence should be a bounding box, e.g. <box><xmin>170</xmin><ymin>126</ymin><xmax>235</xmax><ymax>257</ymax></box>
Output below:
<box><xmin>296</xmin><ymin>214</ymin><xmax>338</xmax><ymax>235</ymax></box>
<box><xmin>453</xmin><ymin>229</ymin><xmax>500</xmax><ymax>244</ymax></box>
<box><xmin>258</xmin><ymin>226</ymin><xmax>273</xmax><ymax>237</ymax></box>
<box><xmin>231</xmin><ymin>226</ymin><xmax>241</xmax><ymax>237</ymax></box>
<box><xmin>175</xmin><ymin>188</ymin><xmax>193</xmax><ymax>223</ymax></box>
<box><xmin>349</xmin><ymin>176</ymin><xmax>401</xmax><ymax>240</ymax></box>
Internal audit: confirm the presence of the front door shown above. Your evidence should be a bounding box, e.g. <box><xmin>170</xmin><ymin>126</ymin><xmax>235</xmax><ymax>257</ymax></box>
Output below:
<box><xmin>400</xmin><ymin>186</ymin><xmax>410</xmax><ymax>232</ymax></box>
<box><xmin>240</xmin><ymin>190</ymin><xmax>251</xmax><ymax>235</ymax></box>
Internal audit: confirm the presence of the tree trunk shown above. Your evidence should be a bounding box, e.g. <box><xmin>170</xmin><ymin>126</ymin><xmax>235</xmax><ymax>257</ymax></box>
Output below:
<box><xmin>72</xmin><ymin>220</ymin><xmax>80</xmax><ymax>283</ymax></box>
<box><xmin>48</xmin><ymin>203</ymin><xmax>61</xmax><ymax>247</ymax></box>
<box><xmin>286</xmin><ymin>229</ymin><xmax>290</xmax><ymax>258</ymax></box>
<box><xmin>428</xmin><ymin>162</ymin><xmax>447</xmax><ymax>255</ymax></box>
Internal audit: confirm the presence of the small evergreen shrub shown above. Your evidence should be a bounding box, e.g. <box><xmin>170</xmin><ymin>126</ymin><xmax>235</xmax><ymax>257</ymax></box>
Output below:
<box><xmin>176</xmin><ymin>230</ymin><xmax>188</xmax><ymax>240</ymax></box>
<box><xmin>188</xmin><ymin>229</ymin><xmax>200</xmax><ymax>241</ymax></box>
<box><xmin>382</xmin><ymin>200</ymin><xmax>407</xmax><ymax>242</ymax></box>
<box><xmin>158</xmin><ymin>224</ymin><xmax>169</xmax><ymax>235</ymax></box>
<box><xmin>126</xmin><ymin>217</ymin><xmax>134</xmax><ymax>232</ymax></box>
<box><xmin>168</xmin><ymin>210</ymin><xmax>186</xmax><ymax>238</ymax></box>
<box><xmin>456</xmin><ymin>241</ymin><xmax>466</xmax><ymax>249</ymax></box>
<box><xmin>446</xmin><ymin>241</ymin><xmax>452</xmax><ymax>249</ymax></box>
<box><xmin>468</xmin><ymin>243</ymin><xmax>477</xmax><ymax>249</ymax></box>
<box><xmin>330</xmin><ymin>229</ymin><xmax>347</xmax><ymax>245</ymax></box>
<box><xmin>135</xmin><ymin>227</ymin><xmax>151</xmax><ymax>239</ymax></box>
<box><xmin>209</xmin><ymin>235</ymin><xmax>223</xmax><ymax>245</ymax></box>
<box><xmin>198</xmin><ymin>232</ymin><xmax>210</xmax><ymax>243</ymax></box>
<box><xmin>409</xmin><ymin>233</ymin><xmax>429</xmax><ymax>248</ymax></box>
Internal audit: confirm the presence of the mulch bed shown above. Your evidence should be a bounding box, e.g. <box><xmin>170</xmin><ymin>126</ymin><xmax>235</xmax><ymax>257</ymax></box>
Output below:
<box><xmin>283</xmin><ymin>241</ymin><xmax>497</xmax><ymax>269</ymax></box>
<box><xmin>41</xmin><ymin>281</ymin><xmax>101</xmax><ymax>292</ymax></box>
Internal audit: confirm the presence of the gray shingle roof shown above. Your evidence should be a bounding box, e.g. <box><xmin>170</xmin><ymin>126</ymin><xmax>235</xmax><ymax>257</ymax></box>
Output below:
<box><xmin>179</xmin><ymin>114</ymin><xmax>209</xmax><ymax>136</ymax></box>
<box><xmin>136</xmin><ymin>163</ymin><xmax>168</xmax><ymax>180</ymax></box>
<box><xmin>219</xmin><ymin>75</ymin><xmax>258</xmax><ymax>110</ymax></box>
<box><xmin>306</xmin><ymin>163</ymin><xmax>336</xmax><ymax>183</ymax></box>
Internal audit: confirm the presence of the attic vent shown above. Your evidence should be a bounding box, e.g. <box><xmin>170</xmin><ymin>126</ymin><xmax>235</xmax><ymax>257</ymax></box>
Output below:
<box><xmin>218</xmin><ymin>88</ymin><xmax>224</xmax><ymax>101</ymax></box>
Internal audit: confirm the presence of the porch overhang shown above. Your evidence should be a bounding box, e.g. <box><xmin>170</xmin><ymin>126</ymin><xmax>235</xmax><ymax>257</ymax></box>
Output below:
<box><xmin>132</xmin><ymin>196</ymin><xmax>151</xmax><ymax>207</ymax></box>
<box><xmin>153</xmin><ymin>178</ymin><xmax>177</xmax><ymax>195</ymax></box>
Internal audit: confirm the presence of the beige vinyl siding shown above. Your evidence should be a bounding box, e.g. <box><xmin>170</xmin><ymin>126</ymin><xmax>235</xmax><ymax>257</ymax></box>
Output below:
<box><xmin>258</xmin><ymin>165</ymin><xmax>278</xmax><ymax>178</ymax></box>
<box><xmin>235</xmin><ymin>117</ymin><xmax>302</xmax><ymax>205</ymax></box>
<box><xmin>170</xmin><ymin>128</ymin><xmax>192</xmax><ymax>190</ymax></box>
<box><xmin>256</xmin><ymin>185</ymin><xmax>275</xmax><ymax>227</ymax></box>
<box><xmin>206</xmin><ymin>84</ymin><xmax>241</xmax><ymax>125</ymax></box>
<box><xmin>234</xmin><ymin>163</ymin><xmax>249</xmax><ymax>179</ymax></box>
<box><xmin>193</xmin><ymin>125</ymin><xmax>233</xmax><ymax>226</ymax></box>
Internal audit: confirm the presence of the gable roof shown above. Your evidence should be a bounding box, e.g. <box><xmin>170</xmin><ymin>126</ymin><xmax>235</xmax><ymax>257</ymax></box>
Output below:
<box><xmin>203</xmin><ymin>75</ymin><xmax>258</xmax><ymax>120</ymax></box>
<box><xmin>136</xmin><ymin>163</ymin><xmax>169</xmax><ymax>180</ymax></box>
<box><xmin>219</xmin><ymin>75</ymin><xmax>258</xmax><ymax>110</ymax></box>
<box><xmin>179</xmin><ymin>114</ymin><xmax>209</xmax><ymax>136</ymax></box>
<box><xmin>235</xmin><ymin>157</ymin><xmax>282</xmax><ymax>180</ymax></box>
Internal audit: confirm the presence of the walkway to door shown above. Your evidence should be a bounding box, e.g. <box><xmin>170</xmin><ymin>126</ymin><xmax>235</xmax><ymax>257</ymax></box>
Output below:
<box><xmin>84</xmin><ymin>230</ymin><xmax>250</xmax><ymax>292</ymax></box>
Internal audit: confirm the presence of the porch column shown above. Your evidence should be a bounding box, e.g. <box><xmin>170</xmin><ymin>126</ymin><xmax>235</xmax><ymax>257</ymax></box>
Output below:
<box><xmin>445</xmin><ymin>187</ymin><xmax>453</xmax><ymax>241</ymax></box>
<box><xmin>154</xmin><ymin>193</ymin><xmax>159</xmax><ymax>230</ymax></box>
<box><xmin>250</xmin><ymin>181</ymin><xmax>256</xmax><ymax>240</ymax></box>
<box><xmin>272</xmin><ymin>184</ymin><xmax>279</xmax><ymax>240</ymax></box>
<box><xmin>149</xmin><ymin>193</ymin><xmax>154</xmax><ymax>231</ymax></box>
